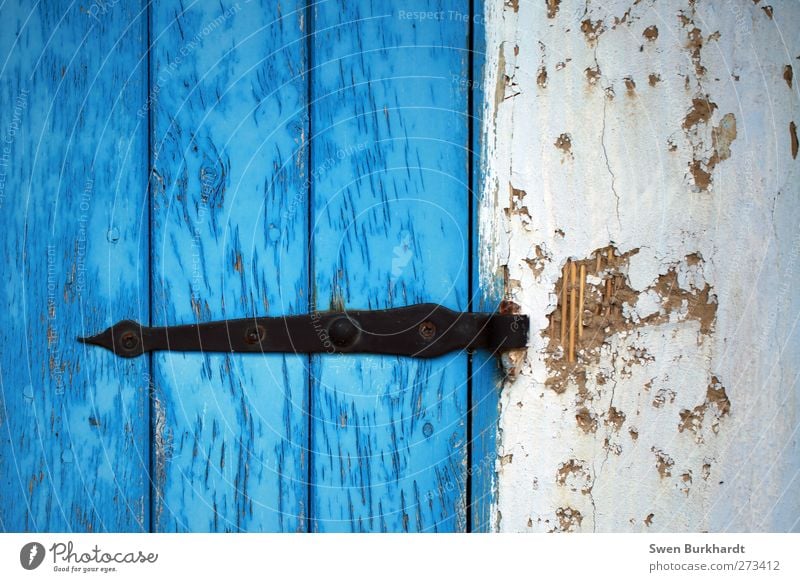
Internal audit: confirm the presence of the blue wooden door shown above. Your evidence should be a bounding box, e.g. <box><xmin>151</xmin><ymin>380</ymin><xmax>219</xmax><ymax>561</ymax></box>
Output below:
<box><xmin>0</xmin><ymin>0</ymin><xmax>499</xmax><ymax>533</ymax></box>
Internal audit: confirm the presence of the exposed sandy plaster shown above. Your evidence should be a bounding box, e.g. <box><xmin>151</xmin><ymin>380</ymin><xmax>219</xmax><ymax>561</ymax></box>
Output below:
<box><xmin>480</xmin><ymin>0</ymin><xmax>800</xmax><ymax>532</ymax></box>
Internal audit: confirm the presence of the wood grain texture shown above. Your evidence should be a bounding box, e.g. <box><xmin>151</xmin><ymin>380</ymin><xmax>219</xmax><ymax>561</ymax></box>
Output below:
<box><xmin>310</xmin><ymin>0</ymin><xmax>470</xmax><ymax>532</ymax></box>
<box><xmin>149</xmin><ymin>0</ymin><xmax>308</xmax><ymax>532</ymax></box>
<box><xmin>0</xmin><ymin>1</ymin><xmax>150</xmax><ymax>531</ymax></box>
<box><xmin>468</xmin><ymin>0</ymin><xmax>503</xmax><ymax>533</ymax></box>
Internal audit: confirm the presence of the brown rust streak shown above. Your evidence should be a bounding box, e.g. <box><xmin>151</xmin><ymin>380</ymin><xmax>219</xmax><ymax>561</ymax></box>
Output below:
<box><xmin>683</xmin><ymin>97</ymin><xmax>717</xmax><ymax>130</ymax></box>
<box><xmin>678</xmin><ymin>376</ymin><xmax>731</xmax><ymax>439</ymax></box>
<box><xmin>546</xmin><ymin>0</ymin><xmax>561</xmax><ymax>19</ymax></box>
<box><xmin>642</xmin><ymin>25</ymin><xmax>658</xmax><ymax>41</ymax></box>
<box><xmin>580</xmin><ymin>19</ymin><xmax>604</xmax><ymax>45</ymax></box>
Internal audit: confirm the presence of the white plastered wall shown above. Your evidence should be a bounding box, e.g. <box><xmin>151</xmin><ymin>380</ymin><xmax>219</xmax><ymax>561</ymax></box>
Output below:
<box><xmin>480</xmin><ymin>0</ymin><xmax>800</xmax><ymax>532</ymax></box>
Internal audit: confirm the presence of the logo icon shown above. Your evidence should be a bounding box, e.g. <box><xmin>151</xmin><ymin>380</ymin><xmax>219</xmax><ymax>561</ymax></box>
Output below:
<box><xmin>20</xmin><ymin>542</ymin><xmax>45</xmax><ymax>570</ymax></box>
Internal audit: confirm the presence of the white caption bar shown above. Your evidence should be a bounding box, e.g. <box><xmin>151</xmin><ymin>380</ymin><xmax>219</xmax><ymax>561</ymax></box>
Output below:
<box><xmin>1</xmin><ymin>533</ymin><xmax>798</xmax><ymax>581</ymax></box>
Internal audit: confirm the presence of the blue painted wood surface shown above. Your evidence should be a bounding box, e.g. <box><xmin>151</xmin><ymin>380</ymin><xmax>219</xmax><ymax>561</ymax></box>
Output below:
<box><xmin>310</xmin><ymin>0</ymin><xmax>471</xmax><ymax>532</ymax></box>
<box><xmin>149</xmin><ymin>0</ymin><xmax>308</xmax><ymax>531</ymax></box>
<box><xmin>468</xmin><ymin>0</ymin><xmax>503</xmax><ymax>533</ymax></box>
<box><xmin>0</xmin><ymin>1</ymin><xmax>150</xmax><ymax>531</ymax></box>
<box><xmin>1</xmin><ymin>0</ymin><xmax>495</xmax><ymax>533</ymax></box>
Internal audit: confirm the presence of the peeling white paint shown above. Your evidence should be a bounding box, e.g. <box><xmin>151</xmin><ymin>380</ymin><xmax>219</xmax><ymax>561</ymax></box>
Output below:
<box><xmin>481</xmin><ymin>0</ymin><xmax>800</xmax><ymax>532</ymax></box>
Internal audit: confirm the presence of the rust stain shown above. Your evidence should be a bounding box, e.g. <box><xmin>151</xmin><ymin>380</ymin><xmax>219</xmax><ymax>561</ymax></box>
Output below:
<box><xmin>689</xmin><ymin>160</ymin><xmax>713</xmax><ymax>192</ymax></box>
<box><xmin>585</xmin><ymin>65</ymin><xmax>601</xmax><ymax>85</ymax></box>
<box><xmin>575</xmin><ymin>406</ymin><xmax>598</xmax><ymax>433</ymax></box>
<box><xmin>233</xmin><ymin>252</ymin><xmax>243</xmax><ymax>273</ymax></box>
<box><xmin>505</xmin><ymin>183</ymin><xmax>531</xmax><ymax>221</ymax></box>
<box><xmin>681</xmin><ymin>471</ymin><xmax>693</xmax><ymax>495</ymax></box>
<box><xmin>546</xmin><ymin>0</ymin><xmax>560</xmax><ymax>19</ymax></box>
<box><xmin>504</xmin><ymin>0</ymin><xmax>519</xmax><ymax>12</ymax></box>
<box><xmin>580</xmin><ymin>19</ymin><xmax>605</xmax><ymax>44</ymax></box>
<box><xmin>790</xmin><ymin>121</ymin><xmax>798</xmax><ymax>159</ymax></box>
<box><xmin>537</xmin><ymin>66</ymin><xmax>548</xmax><ymax>88</ymax></box>
<box><xmin>683</xmin><ymin>97</ymin><xmax>717</xmax><ymax>130</ymax></box>
<box><xmin>644</xmin><ymin>513</ymin><xmax>654</xmax><ymax>526</ymax></box>
<box><xmin>686</xmin><ymin>27</ymin><xmax>706</xmax><ymax>77</ymax></box>
<box><xmin>556</xmin><ymin>458</ymin><xmax>592</xmax><ymax>494</ymax></box>
<box><xmin>652</xmin><ymin>447</ymin><xmax>674</xmax><ymax>478</ymax></box>
<box><xmin>554</xmin><ymin>133</ymin><xmax>572</xmax><ymax>155</ymax></box>
<box><xmin>606</xmin><ymin>406</ymin><xmax>626</xmax><ymax>431</ymax></box>
<box><xmin>648</xmin><ymin>73</ymin><xmax>661</xmax><ymax>87</ymax></box>
<box><xmin>784</xmin><ymin>65</ymin><xmax>793</xmax><ymax>88</ymax></box>
<box><xmin>493</xmin><ymin>44</ymin><xmax>507</xmax><ymax>119</ymax></box>
<box><xmin>652</xmin><ymin>267</ymin><xmax>717</xmax><ymax>335</ymax></box>
<box><xmin>629</xmin><ymin>427</ymin><xmax>639</xmax><ymax>441</ymax></box>
<box><xmin>762</xmin><ymin>5</ymin><xmax>773</xmax><ymax>19</ymax></box>
<box><xmin>624</xmin><ymin>77</ymin><xmax>636</xmax><ymax>96</ymax></box>
<box><xmin>678</xmin><ymin>376</ymin><xmax>731</xmax><ymax>440</ymax></box>
<box><xmin>710</xmin><ymin>113</ymin><xmax>738</xmax><ymax>165</ymax></box>
<box><xmin>682</xmin><ymin>95</ymin><xmax>736</xmax><ymax>191</ymax></box>
<box><xmin>524</xmin><ymin>245</ymin><xmax>550</xmax><ymax>278</ymax></box>
<box><xmin>689</xmin><ymin>112</ymin><xmax>737</xmax><ymax>192</ymax></box>
<box><xmin>642</xmin><ymin>25</ymin><xmax>658</xmax><ymax>41</ymax></box>
<box><xmin>653</xmin><ymin>388</ymin><xmax>677</xmax><ymax>408</ymax></box>
<box><xmin>553</xmin><ymin>507</ymin><xmax>583</xmax><ymax>532</ymax></box>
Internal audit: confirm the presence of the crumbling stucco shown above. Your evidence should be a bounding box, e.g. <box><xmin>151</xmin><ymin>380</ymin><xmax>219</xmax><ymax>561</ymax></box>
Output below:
<box><xmin>480</xmin><ymin>0</ymin><xmax>799</xmax><ymax>532</ymax></box>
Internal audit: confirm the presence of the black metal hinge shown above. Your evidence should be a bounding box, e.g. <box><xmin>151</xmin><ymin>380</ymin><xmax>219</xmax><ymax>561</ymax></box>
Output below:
<box><xmin>78</xmin><ymin>303</ymin><xmax>528</xmax><ymax>359</ymax></box>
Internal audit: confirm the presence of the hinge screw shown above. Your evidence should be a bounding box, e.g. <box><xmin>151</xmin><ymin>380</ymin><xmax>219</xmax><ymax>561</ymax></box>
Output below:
<box><xmin>418</xmin><ymin>321</ymin><xmax>436</xmax><ymax>341</ymax></box>
<box><xmin>120</xmin><ymin>331</ymin><xmax>139</xmax><ymax>351</ymax></box>
<box><xmin>245</xmin><ymin>326</ymin><xmax>266</xmax><ymax>344</ymax></box>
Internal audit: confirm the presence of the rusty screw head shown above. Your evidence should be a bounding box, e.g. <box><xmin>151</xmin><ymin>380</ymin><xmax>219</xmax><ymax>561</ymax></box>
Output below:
<box><xmin>418</xmin><ymin>321</ymin><xmax>436</xmax><ymax>341</ymax></box>
<box><xmin>120</xmin><ymin>331</ymin><xmax>139</xmax><ymax>351</ymax></box>
<box><xmin>245</xmin><ymin>326</ymin><xmax>266</xmax><ymax>345</ymax></box>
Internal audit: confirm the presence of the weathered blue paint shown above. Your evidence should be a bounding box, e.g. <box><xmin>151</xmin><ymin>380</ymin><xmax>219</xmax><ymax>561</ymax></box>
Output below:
<box><xmin>1</xmin><ymin>0</ymin><xmax>496</xmax><ymax>533</ymax></box>
<box><xmin>0</xmin><ymin>2</ymin><xmax>150</xmax><ymax>531</ymax></box>
<box><xmin>468</xmin><ymin>0</ymin><xmax>503</xmax><ymax>533</ymax></box>
<box><xmin>310</xmin><ymin>0</ymin><xmax>471</xmax><ymax>532</ymax></box>
<box><xmin>149</xmin><ymin>0</ymin><xmax>308</xmax><ymax>531</ymax></box>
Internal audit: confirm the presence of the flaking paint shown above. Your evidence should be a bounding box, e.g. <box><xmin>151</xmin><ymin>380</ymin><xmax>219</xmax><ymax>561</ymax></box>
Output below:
<box><xmin>479</xmin><ymin>0</ymin><xmax>799</xmax><ymax>532</ymax></box>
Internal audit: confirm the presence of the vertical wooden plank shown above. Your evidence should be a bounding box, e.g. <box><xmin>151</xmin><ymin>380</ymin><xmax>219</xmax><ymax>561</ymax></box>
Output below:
<box><xmin>468</xmin><ymin>0</ymin><xmax>502</xmax><ymax>532</ymax></box>
<box><xmin>150</xmin><ymin>1</ymin><xmax>309</xmax><ymax>531</ymax></box>
<box><xmin>0</xmin><ymin>2</ymin><xmax>150</xmax><ymax>530</ymax></box>
<box><xmin>310</xmin><ymin>0</ymin><xmax>470</xmax><ymax>532</ymax></box>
